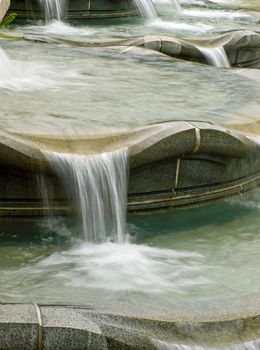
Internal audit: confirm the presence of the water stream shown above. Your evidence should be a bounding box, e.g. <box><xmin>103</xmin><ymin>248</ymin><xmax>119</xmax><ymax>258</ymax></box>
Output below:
<box><xmin>0</xmin><ymin>46</ymin><xmax>57</xmax><ymax>91</ymax></box>
<box><xmin>45</xmin><ymin>149</ymin><xmax>128</xmax><ymax>243</ymax></box>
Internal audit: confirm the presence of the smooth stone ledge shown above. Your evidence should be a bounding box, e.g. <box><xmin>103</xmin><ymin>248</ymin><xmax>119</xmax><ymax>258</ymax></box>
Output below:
<box><xmin>1</xmin><ymin>297</ymin><xmax>260</xmax><ymax>349</ymax></box>
<box><xmin>0</xmin><ymin>121</ymin><xmax>255</xmax><ymax>172</ymax></box>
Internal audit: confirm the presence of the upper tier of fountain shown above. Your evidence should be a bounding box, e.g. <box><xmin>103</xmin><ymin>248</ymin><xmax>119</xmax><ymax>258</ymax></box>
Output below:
<box><xmin>0</xmin><ymin>120</ymin><xmax>259</xmax><ymax>216</ymax></box>
<box><xmin>8</xmin><ymin>0</ymin><xmax>142</xmax><ymax>21</ymax></box>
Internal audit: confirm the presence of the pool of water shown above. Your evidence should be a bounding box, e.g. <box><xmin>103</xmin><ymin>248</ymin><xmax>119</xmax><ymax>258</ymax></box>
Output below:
<box><xmin>0</xmin><ymin>190</ymin><xmax>259</xmax><ymax>306</ymax></box>
<box><xmin>0</xmin><ymin>0</ymin><xmax>259</xmax><ymax>311</ymax></box>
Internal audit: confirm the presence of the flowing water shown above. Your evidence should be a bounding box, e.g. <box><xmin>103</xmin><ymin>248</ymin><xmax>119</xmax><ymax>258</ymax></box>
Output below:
<box><xmin>134</xmin><ymin>0</ymin><xmax>158</xmax><ymax>19</ymax></box>
<box><xmin>0</xmin><ymin>191</ymin><xmax>259</xmax><ymax>306</ymax></box>
<box><xmin>45</xmin><ymin>149</ymin><xmax>128</xmax><ymax>243</ymax></box>
<box><xmin>0</xmin><ymin>37</ymin><xmax>258</xmax><ymax>133</ymax></box>
<box><xmin>39</xmin><ymin>0</ymin><xmax>66</xmax><ymax>21</ymax></box>
<box><xmin>196</xmin><ymin>46</ymin><xmax>230</xmax><ymax>68</ymax></box>
<box><xmin>0</xmin><ymin>0</ymin><xmax>259</xmax><ymax>348</ymax></box>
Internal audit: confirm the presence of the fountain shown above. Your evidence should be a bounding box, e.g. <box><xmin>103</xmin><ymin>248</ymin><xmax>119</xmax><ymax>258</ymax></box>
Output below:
<box><xmin>0</xmin><ymin>0</ymin><xmax>260</xmax><ymax>349</ymax></box>
<box><xmin>196</xmin><ymin>46</ymin><xmax>230</xmax><ymax>68</ymax></box>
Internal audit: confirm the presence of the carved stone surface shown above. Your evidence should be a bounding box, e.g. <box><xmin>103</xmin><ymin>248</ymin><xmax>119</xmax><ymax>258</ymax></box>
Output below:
<box><xmin>0</xmin><ymin>121</ymin><xmax>259</xmax><ymax>216</ymax></box>
<box><xmin>1</xmin><ymin>298</ymin><xmax>260</xmax><ymax>349</ymax></box>
<box><xmin>0</xmin><ymin>0</ymin><xmax>10</xmax><ymax>22</ymax></box>
<box><xmin>137</xmin><ymin>30</ymin><xmax>260</xmax><ymax>68</ymax></box>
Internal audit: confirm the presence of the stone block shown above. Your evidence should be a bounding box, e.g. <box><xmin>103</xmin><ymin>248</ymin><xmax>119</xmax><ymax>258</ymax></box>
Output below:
<box><xmin>0</xmin><ymin>304</ymin><xmax>38</xmax><ymax>350</ymax></box>
<box><xmin>0</xmin><ymin>0</ymin><xmax>9</xmax><ymax>22</ymax></box>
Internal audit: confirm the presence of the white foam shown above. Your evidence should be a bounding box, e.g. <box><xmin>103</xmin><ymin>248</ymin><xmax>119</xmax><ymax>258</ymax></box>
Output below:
<box><xmin>35</xmin><ymin>241</ymin><xmax>207</xmax><ymax>294</ymax></box>
<box><xmin>38</xmin><ymin>20</ymin><xmax>94</xmax><ymax>36</ymax></box>
<box><xmin>0</xmin><ymin>47</ymin><xmax>57</xmax><ymax>91</ymax></box>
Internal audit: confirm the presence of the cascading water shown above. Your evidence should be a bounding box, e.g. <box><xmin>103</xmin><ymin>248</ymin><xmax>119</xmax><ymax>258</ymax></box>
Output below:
<box><xmin>39</xmin><ymin>0</ymin><xmax>66</xmax><ymax>21</ymax></box>
<box><xmin>45</xmin><ymin>149</ymin><xmax>128</xmax><ymax>243</ymax></box>
<box><xmin>133</xmin><ymin>0</ymin><xmax>158</xmax><ymax>19</ymax></box>
<box><xmin>197</xmin><ymin>46</ymin><xmax>230</xmax><ymax>68</ymax></box>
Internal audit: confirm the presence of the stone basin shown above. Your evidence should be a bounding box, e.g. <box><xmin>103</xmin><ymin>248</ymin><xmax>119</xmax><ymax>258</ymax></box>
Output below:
<box><xmin>0</xmin><ymin>1</ymin><xmax>259</xmax><ymax>349</ymax></box>
<box><xmin>0</xmin><ymin>120</ymin><xmax>259</xmax><ymax>217</ymax></box>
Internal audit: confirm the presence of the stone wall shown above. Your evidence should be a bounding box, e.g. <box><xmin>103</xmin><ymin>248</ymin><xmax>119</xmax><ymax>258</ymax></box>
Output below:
<box><xmin>0</xmin><ymin>0</ymin><xmax>10</xmax><ymax>22</ymax></box>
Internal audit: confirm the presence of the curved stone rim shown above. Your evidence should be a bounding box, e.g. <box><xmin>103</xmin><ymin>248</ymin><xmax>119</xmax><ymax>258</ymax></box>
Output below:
<box><xmin>1</xmin><ymin>293</ymin><xmax>260</xmax><ymax>349</ymax></box>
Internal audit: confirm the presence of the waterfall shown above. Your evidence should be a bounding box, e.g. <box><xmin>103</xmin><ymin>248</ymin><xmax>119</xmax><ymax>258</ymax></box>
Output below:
<box><xmin>0</xmin><ymin>47</ymin><xmax>15</xmax><ymax>82</ymax></box>
<box><xmin>39</xmin><ymin>0</ymin><xmax>66</xmax><ymax>21</ymax></box>
<box><xmin>45</xmin><ymin>149</ymin><xmax>128</xmax><ymax>243</ymax></box>
<box><xmin>133</xmin><ymin>0</ymin><xmax>158</xmax><ymax>19</ymax></box>
<box><xmin>0</xmin><ymin>47</ymin><xmax>56</xmax><ymax>91</ymax></box>
<box><xmin>196</xmin><ymin>46</ymin><xmax>230</xmax><ymax>68</ymax></box>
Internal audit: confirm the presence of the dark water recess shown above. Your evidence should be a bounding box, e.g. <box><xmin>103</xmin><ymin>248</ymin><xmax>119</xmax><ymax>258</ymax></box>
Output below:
<box><xmin>9</xmin><ymin>0</ymin><xmax>140</xmax><ymax>22</ymax></box>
